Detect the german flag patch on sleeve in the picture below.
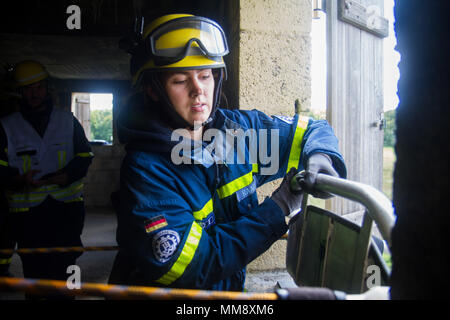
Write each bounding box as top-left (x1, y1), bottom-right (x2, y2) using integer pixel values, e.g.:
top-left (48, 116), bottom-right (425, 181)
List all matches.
top-left (144, 215), bottom-right (168, 233)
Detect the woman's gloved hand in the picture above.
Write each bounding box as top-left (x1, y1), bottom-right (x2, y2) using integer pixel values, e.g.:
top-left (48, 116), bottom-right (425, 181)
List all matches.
top-left (271, 167), bottom-right (303, 216)
top-left (304, 153), bottom-right (338, 199)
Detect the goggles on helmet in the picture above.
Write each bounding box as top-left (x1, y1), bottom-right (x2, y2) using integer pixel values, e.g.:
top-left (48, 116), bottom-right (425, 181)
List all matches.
top-left (146, 16), bottom-right (229, 66)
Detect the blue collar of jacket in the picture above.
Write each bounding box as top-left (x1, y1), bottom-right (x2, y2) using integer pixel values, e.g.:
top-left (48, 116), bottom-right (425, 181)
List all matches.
top-left (173, 109), bottom-right (246, 168)
top-left (118, 97), bottom-right (249, 168)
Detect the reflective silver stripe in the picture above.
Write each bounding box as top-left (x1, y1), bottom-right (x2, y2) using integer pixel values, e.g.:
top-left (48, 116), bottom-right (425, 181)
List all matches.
top-left (156, 46), bottom-right (204, 58)
top-left (16, 71), bottom-right (47, 84)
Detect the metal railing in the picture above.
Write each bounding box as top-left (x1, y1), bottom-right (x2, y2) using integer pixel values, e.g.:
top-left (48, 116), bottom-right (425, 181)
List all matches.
top-left (292, 172), bottom-right (396, 246)
top-left (0, 173), bottom-right (394, 300)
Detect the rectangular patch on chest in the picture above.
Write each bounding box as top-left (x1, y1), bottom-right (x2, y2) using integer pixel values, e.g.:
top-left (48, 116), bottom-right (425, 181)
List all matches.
top-left (144, 215), bottom-right (168, 233)
top-left (198, 212), bottom-right (216, 229)
top-left (236, 179), bottom-right (257, 202)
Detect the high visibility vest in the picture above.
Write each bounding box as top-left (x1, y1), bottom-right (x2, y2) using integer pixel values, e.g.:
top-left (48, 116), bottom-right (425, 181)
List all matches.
top-left (1, 109), bottom-right (84, 211)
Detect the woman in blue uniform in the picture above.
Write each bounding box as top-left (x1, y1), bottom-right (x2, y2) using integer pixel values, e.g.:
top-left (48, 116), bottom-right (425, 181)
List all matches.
top-left (110, 14), bottom-right (346, 291)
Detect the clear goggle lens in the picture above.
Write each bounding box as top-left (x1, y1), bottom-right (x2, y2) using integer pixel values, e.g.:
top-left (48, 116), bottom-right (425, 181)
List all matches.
top-left (148, 17), bottom-right (229, 64)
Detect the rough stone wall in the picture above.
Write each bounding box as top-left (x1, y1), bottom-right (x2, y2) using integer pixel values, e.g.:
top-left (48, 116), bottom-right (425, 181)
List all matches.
top-left (231, 0), bottom-right (312, 272)
top-left (238, 0), bottom-right (311, 114)
top-left (390, 1), bottom-right (450, 299)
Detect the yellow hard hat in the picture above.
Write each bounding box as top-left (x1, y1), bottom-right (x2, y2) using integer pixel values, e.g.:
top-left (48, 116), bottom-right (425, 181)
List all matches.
top-left (131, 14), bottom-right (228, 86)
top-left (13, 60), bottom-right (49, 87)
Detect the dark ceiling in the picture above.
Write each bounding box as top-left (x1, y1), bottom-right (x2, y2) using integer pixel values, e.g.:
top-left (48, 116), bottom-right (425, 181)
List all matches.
top-left (0, 0), bottom-right (227, 81)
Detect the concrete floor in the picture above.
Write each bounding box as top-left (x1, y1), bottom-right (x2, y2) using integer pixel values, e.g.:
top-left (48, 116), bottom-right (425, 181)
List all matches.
top-left (1, 208), bottom-right (294, 300)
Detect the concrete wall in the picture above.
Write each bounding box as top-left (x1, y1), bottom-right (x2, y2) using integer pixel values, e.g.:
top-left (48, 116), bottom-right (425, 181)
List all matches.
top-left (228, 0), bottom-right (312, 272)
top-left (237, 0), bottom-right (312, 114)
top-left (83, 145), bottom-right (125, 209)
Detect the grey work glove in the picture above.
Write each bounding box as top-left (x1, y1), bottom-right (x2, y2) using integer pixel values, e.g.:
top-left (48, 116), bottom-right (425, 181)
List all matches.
top-left (304, 153), bottom-right (339, 199)
top-left (271, 167), bottom-right (303, 216)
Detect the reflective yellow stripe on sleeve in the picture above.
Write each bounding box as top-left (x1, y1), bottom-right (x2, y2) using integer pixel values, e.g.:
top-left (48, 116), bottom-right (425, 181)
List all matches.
top-left (286, 116), bottom-right (309, 173)
top-left (76, 152), bottom-right (94, 158)
top-left (11, 181), bottom-right (83, 202)
top-left (217, 170), bottom-right (253, 199)
top-left (21, 155), bottom-right (31, 173)
top-left (0, 257), bottom-right (12, 265)
top-left (156, 222), bottom-right (203, 286)
top-left (58, 151), bottom-right (67, 169)
top-left (193, 199), bottom-right (213, 221)
top-left (0, 159), bottom-right (8, 167)
top-left (64, 196), bottom-right (84, 203)
top-left (9, 207), bottom-right (29, 213)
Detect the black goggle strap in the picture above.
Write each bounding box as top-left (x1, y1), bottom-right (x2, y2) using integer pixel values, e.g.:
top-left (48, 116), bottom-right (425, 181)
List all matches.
top-left (213, 68), bottom-right (225, 109)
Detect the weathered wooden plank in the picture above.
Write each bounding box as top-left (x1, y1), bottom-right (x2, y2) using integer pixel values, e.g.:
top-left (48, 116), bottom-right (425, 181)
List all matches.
top-left (295, 207), bottom-right (331, 287)
top-left (323, 221), bottom-right (360, 291)
top-left (338, 0), bottom-right (389, 38)
top-left (349, 212), bottom-right (373, 293)
top-left (326, 0), bottom-right (385, 216)
top-left (293, 206), bottom-right (373, 293)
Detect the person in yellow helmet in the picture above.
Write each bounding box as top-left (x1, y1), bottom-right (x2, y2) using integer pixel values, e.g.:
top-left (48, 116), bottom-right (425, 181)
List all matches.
top-left (0, 60), bottom-right (94, 299)
top-left (125, 13), bottom-right (228, 132)
top-left (110, 14), bottom-right (346, 291)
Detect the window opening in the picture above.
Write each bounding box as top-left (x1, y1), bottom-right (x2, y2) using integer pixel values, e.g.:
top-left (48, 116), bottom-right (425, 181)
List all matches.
top-left (71, 93), bottom-right (114, 145)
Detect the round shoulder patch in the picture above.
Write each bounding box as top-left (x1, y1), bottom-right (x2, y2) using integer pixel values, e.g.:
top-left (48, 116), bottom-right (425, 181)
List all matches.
top-left (152, 229), bottom-right (180, 263)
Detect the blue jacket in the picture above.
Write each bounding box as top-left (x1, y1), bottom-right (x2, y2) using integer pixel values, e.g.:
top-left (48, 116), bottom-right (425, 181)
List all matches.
top-left (113, 96), bottom-right (346, 291)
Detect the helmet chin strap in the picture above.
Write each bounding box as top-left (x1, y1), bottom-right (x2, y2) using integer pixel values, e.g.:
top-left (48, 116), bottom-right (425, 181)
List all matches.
top-left (148, 68), bottom-right (225, 132)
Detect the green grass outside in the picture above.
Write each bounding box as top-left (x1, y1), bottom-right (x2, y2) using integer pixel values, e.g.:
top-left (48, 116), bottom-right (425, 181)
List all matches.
top-left (382, 147), bottom-right (395, 268)
top-left (382, 146), bottom-right (396, 200)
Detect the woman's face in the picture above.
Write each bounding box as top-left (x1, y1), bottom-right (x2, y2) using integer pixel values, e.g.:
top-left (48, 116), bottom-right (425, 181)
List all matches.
top-left (157, 68), bottom-right (215, 127)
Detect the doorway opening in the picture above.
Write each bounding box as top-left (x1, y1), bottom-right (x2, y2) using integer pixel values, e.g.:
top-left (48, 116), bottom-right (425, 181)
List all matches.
top-left (71, 93), bottom-right (114, 145)
top-left (311, 0), bottom-right (400, 200)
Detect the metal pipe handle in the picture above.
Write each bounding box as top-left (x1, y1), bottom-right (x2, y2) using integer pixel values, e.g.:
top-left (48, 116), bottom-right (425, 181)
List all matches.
top-left (294, 173), bottom-right (396, 246)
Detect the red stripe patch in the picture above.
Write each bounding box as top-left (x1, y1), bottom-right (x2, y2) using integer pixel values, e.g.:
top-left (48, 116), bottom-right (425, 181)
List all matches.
top-left (145, 215), bottom-right (168, 233)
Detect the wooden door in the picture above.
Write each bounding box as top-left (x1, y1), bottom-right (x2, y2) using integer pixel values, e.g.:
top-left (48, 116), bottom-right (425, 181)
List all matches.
top-left (325, 0), bottom-right (388, 218)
